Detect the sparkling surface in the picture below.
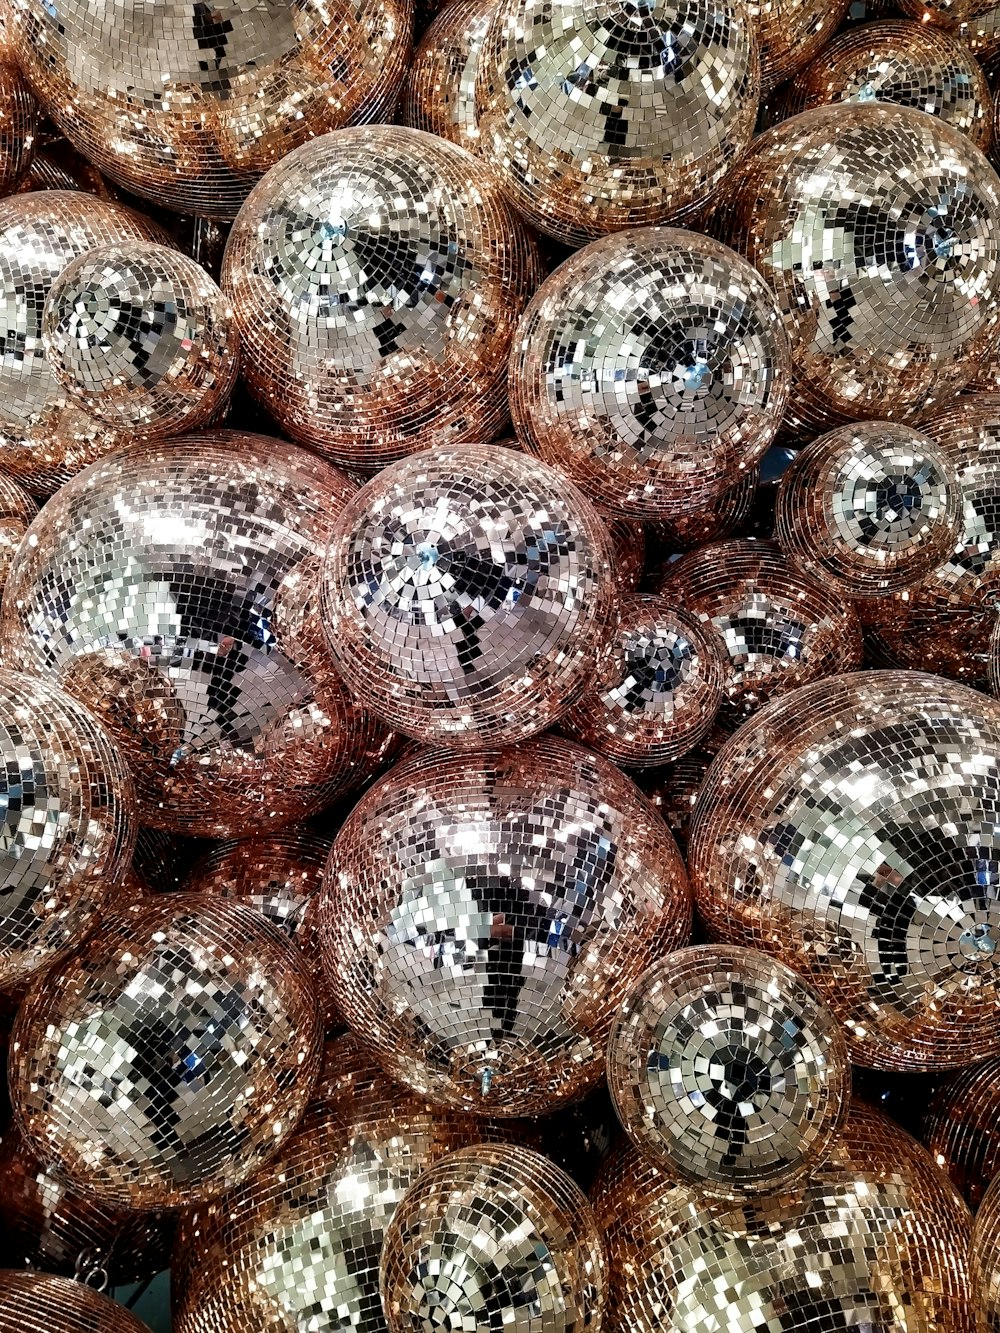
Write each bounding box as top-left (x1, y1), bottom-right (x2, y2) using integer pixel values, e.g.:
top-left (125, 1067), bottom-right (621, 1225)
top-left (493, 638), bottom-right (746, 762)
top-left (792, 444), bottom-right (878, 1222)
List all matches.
top-left (401, 0), bottom-right (496, 150)
top-left (920, 1057), bottom-right (1000, 1208)
top-left (649, 470), bottom-right (758, 552)
top-left (973, 1171), bottom-right (1000, 1331)
top-left (749, 0), bottom-right (851, 92)
top-left (0, 62), bottom-right (37, 194)
top-left (0, 467), bottom-right (34, 593)
top-left (0, 1270), bottom-right (153, 1333)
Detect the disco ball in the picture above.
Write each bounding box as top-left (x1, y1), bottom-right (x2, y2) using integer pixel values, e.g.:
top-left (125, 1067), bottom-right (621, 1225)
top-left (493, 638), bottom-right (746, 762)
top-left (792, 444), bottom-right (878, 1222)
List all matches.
top-left (380, 1145), bottom-right (605, 1333)
top-left (0, 430), bottom-right (386, 839)
top-left (0, 63), bottom-right (37, 194)
top-left (474, 0), bottom-right (760, 245)
top-left (649, 469), bottom-right (758, 553)
top-left (920, 1057), bottom-right (1000, 1207)
top-left (774, 422), bottom-right (962, 597)
top-left (320, 735), bottom-right (691, 1116)
top-left (638, 740), bottom-right (722, 852)
top-left (509, 228), bottom-right (790, 519)
top-left (749, 0), bottom-right (850, 93)
top-left (6, 0), bottom-right (412, 220)
top-left (222, 126), bottom-right (539, 473)
top-left (689, 670), bottom-right (1000, 1071)
top-left (592, 1102), bottom-right (975, 1333)
top-left (0, 468), bottom-right (34, 591)
top-left (606, 944), bottom-right (850, 1197)
top-left (320, 443), bottom-right (617, 748)
top-left (10, 895), bottom-right (322, 1209)
top-left (973, 1172), bottom-right (1000, 1331)
top-left (710, 103), bottom-right (1000, 437)
top-left (560, 595), bottom-right (725, 768)
top-left (659, 539), bottom-right (862, 725)
top-left (604, 515), bottom-right (645, 592)
top-left (401, 0), bottom-right (495, 151)
top-left (898, 0), bottom-right (995, 25)
top-left (42, 241), bottom-right (238, 440)
top-left (0, 1270), bottom-right (153, 1333)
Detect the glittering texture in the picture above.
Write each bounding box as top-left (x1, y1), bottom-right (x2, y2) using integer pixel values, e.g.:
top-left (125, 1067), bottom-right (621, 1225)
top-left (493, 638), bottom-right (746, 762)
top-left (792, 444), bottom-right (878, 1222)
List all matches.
top-left (603, 515), bottom-right (645, 592)
top-left (638, 744), bottom-right (719, 852)
top-left (606, 945), bottom-right (850, 1197)
top-left (0, 62), bottom-right (37, 193)
top-left (689, 670), bottom-right (1000, 1070)
top-left (474, 0), bottom-right (760, 245)
top-left (510, 228), bottom-right (789, 519)
top-left (898, 0), bottom-right (994, 24)
top-left (223, 127), bottom-right (539, 472)
top-left (649, 469), bottom-right (758, 553)
top-left (6, 0), bottom-right (412, 221)
top-left (10, 896), bottom-right (321, 1209)
top-left (320, 736), bottom-right (691, 1116)
top-left (973, 1172), bottom-right (1000, 1331)
top-left (401, 0), bottom-right (495, 150)
top-left (710, 103), bottom-right (1000, 438)
top-left (920, 1057), bottom-right (1000, 1208)
top-left (320, 444), bottom-right (617, 748)
top-left (0, 1270), bottom-right (154, 1333)
top-left (380, 1145), bottom-right (606, 1333)
top-left (0, 467), bottom-right (34, 593)
top-left (749, 0), bottom-right (850, 93)
top-left (0, 430), bottom-right (385, 839)
top-left (592, 1103), bottom-right (975, 1333)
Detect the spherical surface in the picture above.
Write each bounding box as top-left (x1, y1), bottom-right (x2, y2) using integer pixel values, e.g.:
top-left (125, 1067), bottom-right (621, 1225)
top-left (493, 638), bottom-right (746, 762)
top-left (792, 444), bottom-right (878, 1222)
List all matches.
top-left (43, 242), bottom-right (238, 439)
top-left (973, 1173), bottom-right (1000, 1331)
top-left (475, 0), bottom-right (760, 245)
top-left (320, 444), bottom-right (617, 747)
top-left (0, 1270), bottom-right (154, 1333)
top-left (750, 0), bottom-right (850, 93)
top-left (0, 467), bottom-right (34, 593)
top-left (650, 469), bottom-right (758, 552)
top-left (920, 1057), bottom-right (1000, 1208)
top-left (689, 671), bottom-right (1000, 1070)
top-left (380, 1145), bottom-right (605, 1333)
top-left (510, 228), bottom-right (790, 519)
top-left (321, 736), bottom-right (691, 1116)
top-left (0, 63), bottom-right (38, 194)
top-left (712, 103), bottom-right (1000, 437)
top-left (401, 0), bottom-right (495, 150)
top-left (7, 0), bottom-right (412, 220)
top-left (0, 430), bottom-right (381, 838)
top-left (10, 896), bottom-right (321, 1209)
top-left (606, 945), bottom-right (850, 1196)
top-left (223, 127), bottom-right (538, 472)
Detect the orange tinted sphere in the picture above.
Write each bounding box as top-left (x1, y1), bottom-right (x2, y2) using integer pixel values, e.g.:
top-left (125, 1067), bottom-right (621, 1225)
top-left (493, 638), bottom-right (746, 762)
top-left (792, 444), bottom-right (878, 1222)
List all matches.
top-left (0, 1271), bottom-right (154, 1333)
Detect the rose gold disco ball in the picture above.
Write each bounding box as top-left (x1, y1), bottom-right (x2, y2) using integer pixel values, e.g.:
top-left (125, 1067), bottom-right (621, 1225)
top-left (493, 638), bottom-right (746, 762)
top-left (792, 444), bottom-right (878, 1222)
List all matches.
top-left (0, 63), bottom-right (37, 194)
top-left (749, 0), bottom-right (851, 93)
top-left (401, 0), bottom-right (495, 151)
top-left (602, 514), bottom-right (645, 592)
top-left (0, 1270), bottom-right (154, 1333)
top-left (0, 468), bottom-right (33, 592)
top-left (898, 0), bottom-right (995, 25)
top-left (649, 469), bottom-right (759, 554)
top-left (974, 1172), bottom-right (1000, 1330)
top-left (920, 1057), bottom-right (1000, 1208)
top-left (320, 736), bottom-right (691, 1116)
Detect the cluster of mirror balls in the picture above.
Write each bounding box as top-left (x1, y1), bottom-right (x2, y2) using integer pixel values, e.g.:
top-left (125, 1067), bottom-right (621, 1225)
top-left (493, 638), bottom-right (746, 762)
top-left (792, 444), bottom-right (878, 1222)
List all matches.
top-left (3, 0), bottom-right (1000, 1330)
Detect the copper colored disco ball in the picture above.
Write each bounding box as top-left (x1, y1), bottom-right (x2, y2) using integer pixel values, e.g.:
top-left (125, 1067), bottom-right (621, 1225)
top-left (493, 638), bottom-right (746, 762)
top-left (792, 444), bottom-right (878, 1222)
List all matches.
top-left (591, 1102), bottom-right (975, 1333)
top-left (659, 539), bottom-right (862, 725)
top-left (774, 422), bottom-right (962, 597)
top-left (320, 444), bottom-right (617, 748)
top-left (689, 670), bottom-right (1000, 1071)
top-left (638, 741), bottom-right (721, 852)
top-left (0, 1270), bottom-right (154, 1333)
top-left (0, 430), bottom-right (386, 839)
top-left (42, 242), bottom-right (238, 441)
top-left (649, 468), bottom-right (758, 554)
top-left (401, 0), bottom-right (495, 151)
top-left (320, 736), bottom-right (691, 1116)
top-left (920, 1057), bottom-right (1000, 1208)
top-left (606, 944), bottom-right (850, 1197)
top-left (222, 127), bottom-right (539, 473)
top-left (380, 1145), bottom-right (605, 1333)
top-left (749, 0), bottom-right (850, 93)
top-left (560, 595), bottom-right (725, 768)
top-left (897, 0), bottom-right (996, 25)
top-left (710, 103), bottom-right (1000, 438)
top-left (603, 515), bottom-right (645, 592)
top-left (474, 0), bottom-right (760, 246)
top-left (973, 1173), bottom-right (1000, 1331)
top-left (0, 468), bottom-right (34, 592)
top-left (10, 895), bottom-right (321, 1209)
top-left (6, 0), bottom-right (412, 221)
top-left (509, 228), bottom-right (790, 519)
top-left (0, 63), bottom-right (37, 194)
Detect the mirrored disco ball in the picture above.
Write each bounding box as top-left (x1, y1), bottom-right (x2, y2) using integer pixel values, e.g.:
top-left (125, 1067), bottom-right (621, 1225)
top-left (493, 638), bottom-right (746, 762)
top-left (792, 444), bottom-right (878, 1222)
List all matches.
top-left (592, 1103), bottom-right (975, 1333)
top-left (606, 944), bottom-right (850, 1197)
top-left (320, 736), bottom-right (691, 1116)
top-left (898, 0), bottom-right (995, 25)
top-left (0, 1270), bottom-right (154, 1333)
top-left (973, 1172), bottom-right (1000, 1330)
top-left (380, 1145), bottom-right (606, 1333)
top-left (748, 0), bottom-right (850, 93)
top-left (604, 515), bottom-right (645, 592)
top-left (689, 670), bottom-right (1000, 1070)
top-left (10, 896), bottom-right (322, 1209)
top-left (320, 444), bottom-right (617, 748)
top-left (649, 469), bottom-right (758, 553)
top-left (0, 63), bottom-right (37, 194)
top-left (509, 228), bottom-right (790, 519)
top-left (710, 103), bottom-right (1000, 438)
top-left (920, 1057), bottom-right (1000, 1207)
top-left (6, 0), bottom-right (412, 220)
top-left (401, 0), bottom-right (495, 151)
top-left (0, 430), bottom-right (385, 839)
top-left (0, 468), bottom-right (34, 592)
top-left (223, 126), bottom-right (539, 473)
top-left (474, 0), bottom-right (760, 245)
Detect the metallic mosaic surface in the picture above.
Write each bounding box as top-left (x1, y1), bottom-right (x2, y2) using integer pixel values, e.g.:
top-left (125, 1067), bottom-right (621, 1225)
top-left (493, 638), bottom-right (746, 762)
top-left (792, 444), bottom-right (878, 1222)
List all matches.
top-left (973, 1172), bottom-right (1000, 1332)
top-left (0, 1269), bottom-right (153, 1333)
top-left (749, 0), bottom-right (850, 93)
top-left (0, 62), bottom-right (37, 194)
top-left (920, 1056), bottom-right (1000, 1208)
top-left (474, 0), bottom-right (760, 245)
top-left (606, 944), bottom-right (850, 1196)
top-left (649, 468), bottom-right (758, 552)
top-left (509, 228), bottom-right (789, 520)
top-left (0, 466), bottom-right (34, 592)
top-left (10, 895), bottom-right (322, 1209)
top-left (320, 736), bottom-right (691, 1116)
top-left (689, 670), bottom-right (1000, 1070)
top-left (222, 126), bottom-right (538, 472)
top-left (401, 0), bottom-right (495, 150)
top-left (380, 1144), bottom-right (606, 1333)
top-left (320, 444), bottom-right (617, 747)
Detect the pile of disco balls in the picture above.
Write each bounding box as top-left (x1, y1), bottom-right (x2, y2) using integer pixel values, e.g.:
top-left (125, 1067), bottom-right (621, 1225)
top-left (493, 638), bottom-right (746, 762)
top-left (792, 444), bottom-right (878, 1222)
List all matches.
top-left (4, 0), bottom-right (1000, 1328)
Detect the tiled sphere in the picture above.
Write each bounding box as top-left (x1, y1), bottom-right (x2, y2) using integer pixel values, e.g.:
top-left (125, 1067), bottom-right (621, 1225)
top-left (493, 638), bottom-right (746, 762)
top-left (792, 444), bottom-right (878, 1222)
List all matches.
top-left (711, 103), bottom-right (1000, 438)
top-left (689, 670), bottom-right (1000, 1071)
top-left (0, 62), bottom-right (38, 194)
top-left (638, 742), bottom-right (721, 853)
top-left (509, 228), bottom-right (790, 519)
top-left (0, 1270), bottom-right (154, 1333)
top-left (380, 1145), bottom-right (606, 1333)
top-left (898, 0), bottom-right (996, 25)
top-left (0, 430), bottom-right (382, 839)
top-left (592, 1103), bottom-right (975, 1333)
top-left (6, 0), bottom-right (412, 221)
top-left (223, 127), bottom-right (539, 473)
top-left (320, 444), bottom-right (617, 748)
top-left (320, 736), bottom-right (691, 1116)
top-left (920, 1057), bottom-right (1000, 1208)
top-left (474, 0), bottom-right (760, 246)
top-left (659, 539), bottom-right (862, 725)
top-left (401, 0), bottom-right (495, 151)
top-left (0, 467), bottom-right (34, 593)
top-left (973, 1172), bottom-right (1000, 1331)
top-left (42, 242), bottom-right (238, 440)
top-left (649, 469), bottom-right (758, 553)
top-left (603, 515), bottom-right (645, 592)
top-left (607, 946), bottom-right (849, 1197)
top-left (10, 896), bottom-right (322, 1210)
top-left (749, 0), bottom-right (851, 93)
